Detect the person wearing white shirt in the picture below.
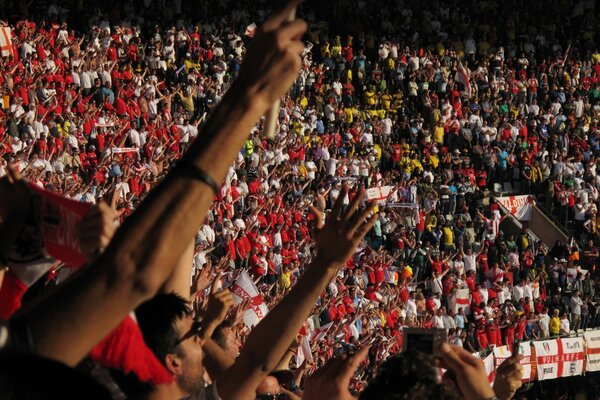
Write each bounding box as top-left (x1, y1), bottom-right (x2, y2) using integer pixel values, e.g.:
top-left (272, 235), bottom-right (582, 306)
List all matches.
top-left (406, 293), bottom-right (418, 319)
top-left (433, 310), bottom-right (445, 329)
top-left (129, 127), bottom-right (141, 148)
top-left (326, 157), bottom-right (338, 177)
top-left (560, 313), bottom-right (570, 336)
top-left (538, 310), bottom-right (550, 338)
top-left (513, 281), bottom-right (525, 302)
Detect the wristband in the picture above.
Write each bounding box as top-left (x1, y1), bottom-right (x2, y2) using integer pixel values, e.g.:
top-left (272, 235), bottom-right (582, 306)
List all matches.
top-left (176, 161), bottom-right (219, 195)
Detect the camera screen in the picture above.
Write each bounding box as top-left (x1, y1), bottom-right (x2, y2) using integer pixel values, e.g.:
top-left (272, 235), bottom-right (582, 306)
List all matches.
top-left (406, 332), bottom-right (434, 353)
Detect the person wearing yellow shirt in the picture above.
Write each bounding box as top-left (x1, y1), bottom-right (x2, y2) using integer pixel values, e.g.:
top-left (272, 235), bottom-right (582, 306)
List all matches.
top-left (386, 56), bottom-right (395, 71)
top-left (400, 154), bottom-right (412, 177)
top-left (331, 36), bottom-right (342, 57)
top-left (550, 309), bottom-right (561, 336)
top-left (425, 211), bottom-right (437, 232)
top-left (411, 156), bottom-right (423, 173)
top-left (429, 153), bottom-right (440, 169)
top-left (279, 265), bottom-right (293, 289)
top-left (373, 144), bottom-right (382, 159)
top-left (368, 107), bottom-right (379, 119)
top-left (364, 91), bottom-right (377, 106)
top-left (291, 120), bottom-right (303, 135)
top-left (380, 91), bottom-right (393, 110)
top-left (434, 121), bottom-right (445, 145)
top-left (298, 162), bottom-right (308, 179)
top-left (177, 88), bottom-right (195, 113)
top-left (392, 91), bottom-right (404, 112)
top-left (299, 95), bottom-right (309, 109)
top-left (442, 222), bottom-right (455, 251)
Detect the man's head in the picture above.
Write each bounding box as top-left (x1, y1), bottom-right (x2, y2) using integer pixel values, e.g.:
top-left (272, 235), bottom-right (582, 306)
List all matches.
top-left (212, 320), bottom-right (242, 358)
top-left (136, 293), bottom-right (206, 394)
top-left (255, 376), bottom-right (282, 399)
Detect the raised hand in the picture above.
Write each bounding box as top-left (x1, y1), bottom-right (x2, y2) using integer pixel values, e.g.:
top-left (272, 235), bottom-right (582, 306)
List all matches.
top-left (438, 343), bottom-right (496, 400)
top-left (235, 0), bottom-right (307, 109)
top-left (303, 346), bottom-right (370, 400)
top-left (493, 354), bottom-right (524, 400)
top-left (201, 272), bottom-right (236, 338)
top-left (309, 185), bottom-right (377, 268)
top-left (193, 266), bottom-right (213, 296)
top-left (77, 193), bottom-right (119, 262)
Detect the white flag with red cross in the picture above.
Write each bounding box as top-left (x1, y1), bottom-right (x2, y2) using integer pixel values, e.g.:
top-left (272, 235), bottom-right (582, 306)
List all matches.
top-left (454, 288), bottom-right (470, 315)
top-left (231, 270), bottom-right (269, 328)
top-left (366, 185), bottom-right (394, 202)
top-left (244, 23), bottom-right (257, 38)
top-left (495, 195), bottom-right (534, 221)
top-left (311, 322), bottom-right (334, 342)
top-left (0, 27), bottom-right (14, 57)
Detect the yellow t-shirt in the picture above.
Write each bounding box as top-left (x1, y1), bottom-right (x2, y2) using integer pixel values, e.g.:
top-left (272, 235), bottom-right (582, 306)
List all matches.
top-left (380, 94), bottom-right (392, 110)
top-left (429, 154), bottom-right (440, 169)
top-left (364, 91), bottom-right (377, 105)
top-left (550, 317), bottom-right (560, 334)
top-left (443, 226), bottom-right (454, 246)
top-left (434, 126), bottom-right (445, 144)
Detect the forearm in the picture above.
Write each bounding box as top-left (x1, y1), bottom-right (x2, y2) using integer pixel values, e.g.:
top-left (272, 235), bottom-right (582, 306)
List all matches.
top-left (203, 337), bottom-right (235, 381)
top-left (13, 83), bottom-right (267, 366)
top-left (161, 240), bottom-right (195, 296)
top-left (220, 257), bottom-right (337, 399)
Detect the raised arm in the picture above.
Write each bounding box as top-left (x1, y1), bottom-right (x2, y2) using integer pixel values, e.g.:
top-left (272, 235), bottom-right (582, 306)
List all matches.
top-left (218, 186), bottom-right (377, 400)
top-left (10, 1), bottom-right (307, 368)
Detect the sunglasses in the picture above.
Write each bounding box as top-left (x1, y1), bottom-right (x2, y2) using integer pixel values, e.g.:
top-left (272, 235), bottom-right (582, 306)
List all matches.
top-left (256, 394), bottom-right (286, 400)
top-left (174, 319), bottom-right (203, 346)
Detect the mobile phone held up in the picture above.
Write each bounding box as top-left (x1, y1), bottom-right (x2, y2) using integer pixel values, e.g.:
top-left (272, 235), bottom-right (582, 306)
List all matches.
top-left (402, 328), bottom-right (448, 357)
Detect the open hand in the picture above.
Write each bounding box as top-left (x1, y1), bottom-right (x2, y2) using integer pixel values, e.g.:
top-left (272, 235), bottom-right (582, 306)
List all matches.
top-left (309, 185), bottom-right (377, 268)
top-left (235, 0), bottom-right (307, 109)
top-left (439, 343), bottom-right (495, 400)
top-left (201, 272), bottom-right (235, 338)
top-left (77, 197), bottom-right (119, 262)
top-left (303, 346), bottom-right (370, 400)
top-left (493, 354), bottom-right (524, 400)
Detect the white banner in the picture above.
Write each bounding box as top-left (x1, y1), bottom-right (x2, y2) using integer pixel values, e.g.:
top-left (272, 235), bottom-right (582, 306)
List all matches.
top-left (496, 195), bottom-right (533, 221)
top-left (533, 339), bottom-right (559, 381)
top-left (559, 337), bottom-right (585, 378)
top-left (110, 147), bottom-right (139, 155)
top-left (483, 352), bottom-right (495, 384)
top-left (493, 345), bottom-right (512, 370)
top-left (386, 202), bottom-right (419, 209)
top-left (584, 330), bottom-right (600, 372)
top-left (230, 270), bottom-right (269, 328)
top-left (515, 341), bottom-right (533, 382)
top-left (366, 186), bottom-right (394, 201)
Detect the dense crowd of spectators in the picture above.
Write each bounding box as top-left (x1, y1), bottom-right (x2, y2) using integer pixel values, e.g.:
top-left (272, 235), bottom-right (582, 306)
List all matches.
top-left (1, 0), bottom-right (600, 398)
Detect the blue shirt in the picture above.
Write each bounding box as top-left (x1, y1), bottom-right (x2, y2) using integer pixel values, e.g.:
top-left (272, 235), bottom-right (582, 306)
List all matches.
top-left (498, 150), bottom-right (508, 170)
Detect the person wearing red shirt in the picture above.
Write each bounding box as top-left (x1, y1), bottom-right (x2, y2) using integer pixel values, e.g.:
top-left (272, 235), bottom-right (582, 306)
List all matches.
top-left (515, 315), bottom-right (527, 341)
top-left (365, 284), bottom-right (381, 302)
top-left (475, 322), bottom-right (489, 350)
top-left (466, 270), bottom-right (476, 292)
top-left (503, 322), bottom-right (516, 352)
top-left (486, 321), bottom-right (502, 347)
